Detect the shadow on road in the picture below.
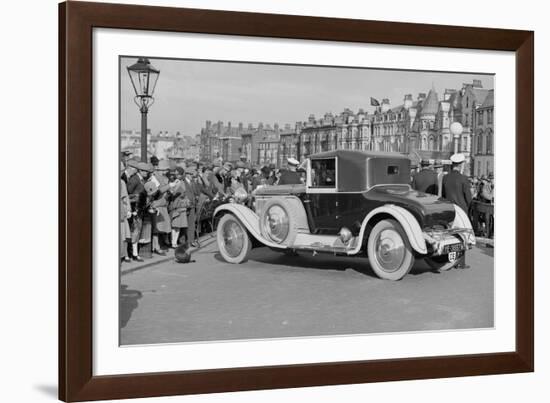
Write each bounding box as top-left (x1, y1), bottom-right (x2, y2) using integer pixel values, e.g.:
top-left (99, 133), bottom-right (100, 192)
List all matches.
top-left (215, 248), bottom-right (437, 279)
top-left (120, 284), bottom-right (142, 328)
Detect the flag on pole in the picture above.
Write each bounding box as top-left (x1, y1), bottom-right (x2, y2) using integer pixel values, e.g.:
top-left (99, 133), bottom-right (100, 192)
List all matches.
top-left (370, 97), bottom-right (380, 106)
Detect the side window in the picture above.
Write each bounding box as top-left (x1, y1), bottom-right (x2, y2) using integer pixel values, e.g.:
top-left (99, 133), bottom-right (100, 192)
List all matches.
top-left (310, 158), bottom-right (336, 188)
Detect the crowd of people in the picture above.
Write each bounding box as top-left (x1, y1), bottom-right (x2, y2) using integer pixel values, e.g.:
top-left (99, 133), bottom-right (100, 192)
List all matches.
top-left (120, 152), bottom-right (304, 262)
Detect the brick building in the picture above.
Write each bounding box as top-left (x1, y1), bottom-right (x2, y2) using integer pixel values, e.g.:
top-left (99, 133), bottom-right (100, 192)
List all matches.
top-left (473, 89), bottom-right (494, 177)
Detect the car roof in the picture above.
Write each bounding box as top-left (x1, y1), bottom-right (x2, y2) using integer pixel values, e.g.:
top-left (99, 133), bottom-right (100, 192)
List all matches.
top-left (310, 149), bottom-right (410, 162)
top-left (309, 150), bottom-right (410, 192)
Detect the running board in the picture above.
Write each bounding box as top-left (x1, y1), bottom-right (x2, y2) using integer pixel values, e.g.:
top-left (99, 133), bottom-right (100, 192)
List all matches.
top-left (291, 233), bottom-right (361, 255)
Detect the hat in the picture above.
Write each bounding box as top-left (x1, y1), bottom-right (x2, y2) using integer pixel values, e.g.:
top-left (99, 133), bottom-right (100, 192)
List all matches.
top-left (420, 159), bottom-right (431, 167)
top-left (450, 153), bottom-right (466, 164)
top-left (185, 166), bottom-right (196, 175)
top-left (156, 159), bottom-right (170, 170)
top-left (136, 161), bottom-right (153, 172)
top-left (287, 157), bottom-right (299, 167)
top-left (127, 159), bottom-right (140, 169)
top-left (144, 181), bottom-right (158, 196)
top-left (223, 162), bottom-right (233, 171)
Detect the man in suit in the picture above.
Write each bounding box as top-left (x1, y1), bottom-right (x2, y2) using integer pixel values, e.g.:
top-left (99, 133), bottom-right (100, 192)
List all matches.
top-left (411, 159), bottom-right (438, 195)
top-left (278, 157), bottom-right (303, 185)
top-left (442, 153), bottom-right (472, 214)
top-left (125, 161), bottom-right (151, 261)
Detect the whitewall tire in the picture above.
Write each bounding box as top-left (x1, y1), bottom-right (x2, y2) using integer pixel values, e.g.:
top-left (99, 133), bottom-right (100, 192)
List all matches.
top-left (217, 214), bottom-right (252, 264)
top-left (367, 219), bottom-right (415, 281)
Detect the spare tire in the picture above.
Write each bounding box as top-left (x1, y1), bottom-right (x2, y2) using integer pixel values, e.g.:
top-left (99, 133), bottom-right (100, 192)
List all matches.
top-left (259, 198), bottom-right (299, 246)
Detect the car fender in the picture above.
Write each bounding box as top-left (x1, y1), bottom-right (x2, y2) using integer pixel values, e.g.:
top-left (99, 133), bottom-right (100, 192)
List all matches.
top-left (351, 204), bottom-right (427, 255)
top-left (452, 204), bottom-right (476, 245)
top-left (214, 203), bottom-right (285, 249)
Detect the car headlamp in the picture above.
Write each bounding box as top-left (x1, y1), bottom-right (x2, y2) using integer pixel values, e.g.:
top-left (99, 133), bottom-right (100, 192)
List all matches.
top-left (234, 187), bottom-right (248, 203)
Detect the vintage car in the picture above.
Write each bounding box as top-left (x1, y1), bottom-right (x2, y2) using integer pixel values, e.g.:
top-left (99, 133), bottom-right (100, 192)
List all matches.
top-left (214, 150), bottom-right (475, 280)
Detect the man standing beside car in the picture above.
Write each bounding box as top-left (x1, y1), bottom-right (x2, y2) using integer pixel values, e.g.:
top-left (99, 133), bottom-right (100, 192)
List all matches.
top-left (278, 157), bottom-right (302, 185)
top-left (442, 153), bottom-right (472, 214)
top-left (412, 159), bottom-right (438, 195)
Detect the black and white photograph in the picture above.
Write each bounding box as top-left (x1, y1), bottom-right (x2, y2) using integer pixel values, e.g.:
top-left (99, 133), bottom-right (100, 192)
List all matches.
top-left (119, 56), bottom-right (495, 346)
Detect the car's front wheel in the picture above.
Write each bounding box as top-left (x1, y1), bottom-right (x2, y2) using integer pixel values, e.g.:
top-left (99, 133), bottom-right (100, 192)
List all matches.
top-left (217, 214), bottom-right (252, 264)
top-left (367, 219), bottom-right (414, 280)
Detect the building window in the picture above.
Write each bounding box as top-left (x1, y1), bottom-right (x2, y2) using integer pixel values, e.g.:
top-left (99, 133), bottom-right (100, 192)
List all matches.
top-left (488, 109), bottom-right (493, 124)
top-left (477, 134), bottom-right (483, 154)
top-left (487, 132), bottom-right (493, 154)
top-left (478, 111), bottom-right (483, 125)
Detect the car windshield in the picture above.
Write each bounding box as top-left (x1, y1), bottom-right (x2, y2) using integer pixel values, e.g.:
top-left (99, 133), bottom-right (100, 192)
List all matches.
top-left (311, 158), bottom-right (336, 188)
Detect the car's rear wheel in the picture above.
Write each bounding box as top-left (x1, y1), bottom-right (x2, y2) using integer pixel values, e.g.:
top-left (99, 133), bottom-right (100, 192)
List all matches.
top-left (217, 214), bottom-right (252, 264)
top-left (367, 219), bottom-right (414, 280)
top-left (425, 254), bottom-right (461, 271)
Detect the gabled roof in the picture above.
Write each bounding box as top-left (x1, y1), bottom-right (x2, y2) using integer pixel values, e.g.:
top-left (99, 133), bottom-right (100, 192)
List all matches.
top-left (420, 88), bottom-right (439, 116)
top-left (472, 88), bottom-right (490, 105)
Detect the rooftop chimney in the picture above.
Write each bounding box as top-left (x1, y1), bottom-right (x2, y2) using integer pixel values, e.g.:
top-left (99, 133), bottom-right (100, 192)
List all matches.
top-left (404, 94), bottom-right (413, 109)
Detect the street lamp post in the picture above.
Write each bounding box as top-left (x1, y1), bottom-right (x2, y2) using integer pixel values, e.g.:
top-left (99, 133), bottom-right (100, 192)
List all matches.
top-left (127, 57), bottom-right (160, 162)
top-left (450, 121), bottom-right (464, 155)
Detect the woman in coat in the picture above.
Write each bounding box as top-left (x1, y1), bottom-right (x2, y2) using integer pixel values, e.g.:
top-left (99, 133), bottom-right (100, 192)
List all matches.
top-left (169, 166), bottom-right (191, 247)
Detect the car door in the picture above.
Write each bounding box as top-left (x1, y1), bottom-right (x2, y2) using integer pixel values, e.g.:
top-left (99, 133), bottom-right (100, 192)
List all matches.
top-left (306, 157), bottom-right (341, 234)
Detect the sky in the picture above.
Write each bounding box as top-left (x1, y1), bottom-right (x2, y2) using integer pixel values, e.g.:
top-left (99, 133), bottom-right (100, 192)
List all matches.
top-left (120, 57), bottom-right (494, 136)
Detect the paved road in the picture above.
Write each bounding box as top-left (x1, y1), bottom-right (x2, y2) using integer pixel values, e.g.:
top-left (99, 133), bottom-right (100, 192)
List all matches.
top-left (120, 238), bottom-right (494, 345)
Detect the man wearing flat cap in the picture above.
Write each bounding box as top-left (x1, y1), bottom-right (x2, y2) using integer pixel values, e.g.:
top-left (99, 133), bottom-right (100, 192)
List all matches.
top-left (412, 159), bottom-right (438, 195)
top-left (278, 157), bottom-right (302, 185)
top-left (442, 153), bottom-right (472, 214)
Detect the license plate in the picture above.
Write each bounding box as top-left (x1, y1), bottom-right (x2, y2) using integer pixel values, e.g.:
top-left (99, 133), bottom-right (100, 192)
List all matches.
top-left (444, 243), bottom-right (465, 253)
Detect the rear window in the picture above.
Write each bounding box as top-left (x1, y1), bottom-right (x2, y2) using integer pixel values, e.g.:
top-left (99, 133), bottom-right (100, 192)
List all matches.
top-left (387, 165), bottom-right (400, 175)
top-left (310, 158), bottom-right (336, 188)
